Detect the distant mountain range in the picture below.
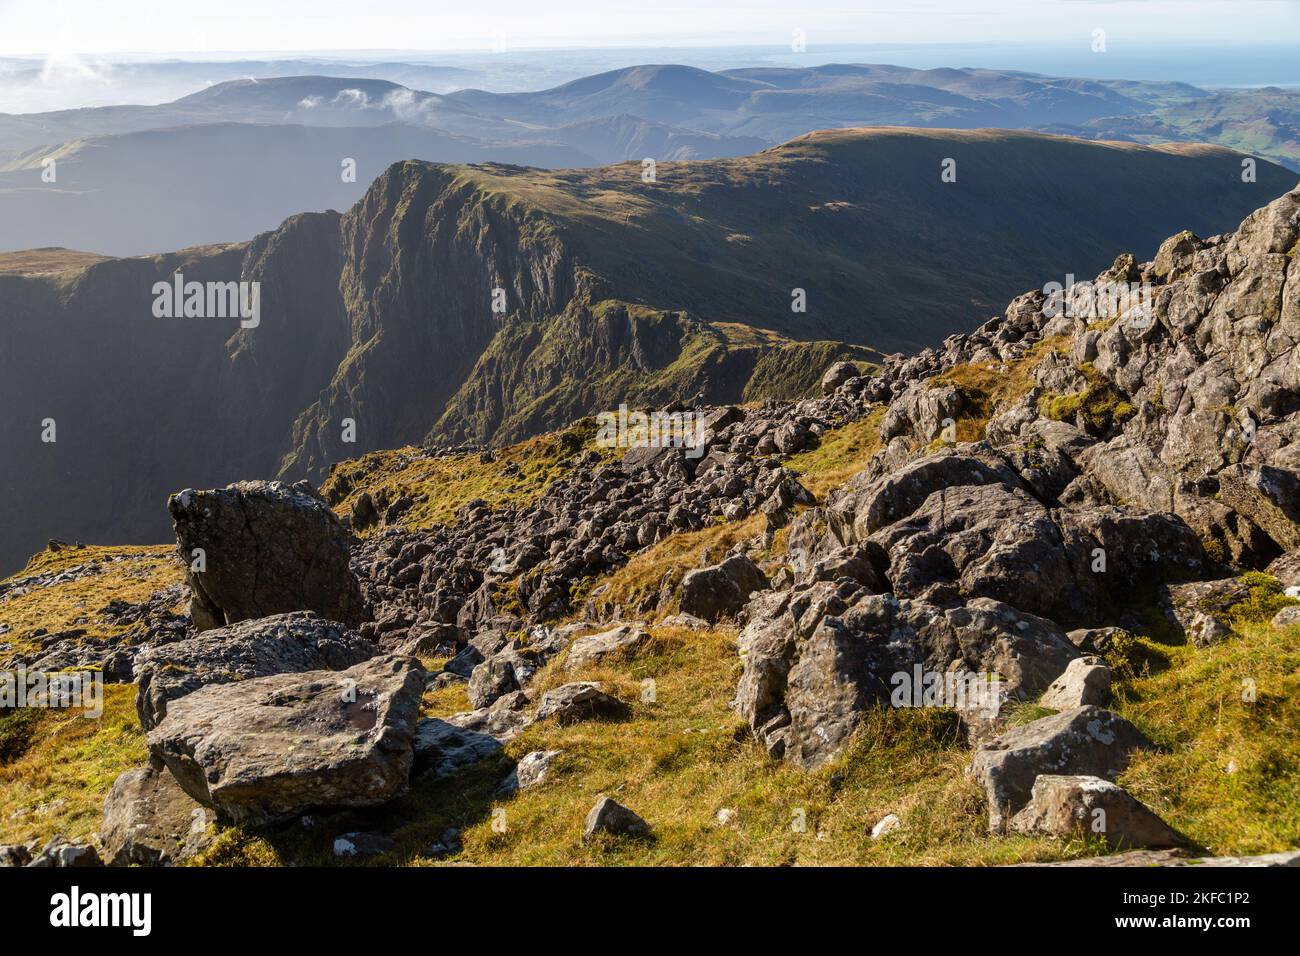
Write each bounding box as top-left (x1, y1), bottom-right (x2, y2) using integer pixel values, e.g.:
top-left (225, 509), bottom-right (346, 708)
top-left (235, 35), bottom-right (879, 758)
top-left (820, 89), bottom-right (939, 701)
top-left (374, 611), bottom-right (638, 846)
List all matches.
top-left (1, 64), bottom-right (1296, 256)
top-left (0, 126), bottom-right (1292, 573)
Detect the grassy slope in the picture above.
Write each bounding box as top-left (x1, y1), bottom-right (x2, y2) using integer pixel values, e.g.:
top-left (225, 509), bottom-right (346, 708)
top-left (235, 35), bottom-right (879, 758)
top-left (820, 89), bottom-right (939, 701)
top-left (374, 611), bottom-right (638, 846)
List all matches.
top-left (0, 545), bottom-right (182, 845)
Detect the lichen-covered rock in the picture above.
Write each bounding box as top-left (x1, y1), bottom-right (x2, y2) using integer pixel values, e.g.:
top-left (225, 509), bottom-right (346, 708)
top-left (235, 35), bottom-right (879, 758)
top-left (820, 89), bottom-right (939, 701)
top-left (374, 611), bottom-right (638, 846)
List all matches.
top-left (583, 796), bottom-right (650, 841)
top-left (25, 836), bottom-right (103, 867)
top-left (1039, 656), bottom-right (1112, 709)
top-left (972, 706), bottom-right (1153, 832)
top-left (1010, 774), bottom-right (1185, 849)
top-left (535, 682), bottom-right (630, 724)
top-left (564, 623), bottom-right (649, 671)
top-left (495, 749), bottom-right (562, 797)
top-left (168, 480), bottom-right (366, 631)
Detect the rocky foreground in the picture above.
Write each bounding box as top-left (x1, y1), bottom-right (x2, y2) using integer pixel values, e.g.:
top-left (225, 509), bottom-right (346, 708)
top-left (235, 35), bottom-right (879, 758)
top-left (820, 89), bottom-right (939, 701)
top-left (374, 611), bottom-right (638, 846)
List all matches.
top-left (3, 184), bottom-right (1300, 866)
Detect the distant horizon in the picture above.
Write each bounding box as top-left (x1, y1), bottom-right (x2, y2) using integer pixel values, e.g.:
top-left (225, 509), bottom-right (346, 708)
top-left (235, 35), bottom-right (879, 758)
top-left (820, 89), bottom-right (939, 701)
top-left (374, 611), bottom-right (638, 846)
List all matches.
top-left (3, 39), bottom-right (1300, 116)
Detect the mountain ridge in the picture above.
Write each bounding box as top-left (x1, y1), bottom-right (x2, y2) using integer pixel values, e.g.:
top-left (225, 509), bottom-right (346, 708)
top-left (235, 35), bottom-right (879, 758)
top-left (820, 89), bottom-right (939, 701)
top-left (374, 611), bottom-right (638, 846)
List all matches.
top-left (0, 127), bottom-right (1294, 574)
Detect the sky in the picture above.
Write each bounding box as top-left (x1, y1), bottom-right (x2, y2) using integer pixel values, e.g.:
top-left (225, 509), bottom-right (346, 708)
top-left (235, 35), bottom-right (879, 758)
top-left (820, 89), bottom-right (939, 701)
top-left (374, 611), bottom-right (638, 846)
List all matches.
top-left (2, 0), bottom-right (1299, 55)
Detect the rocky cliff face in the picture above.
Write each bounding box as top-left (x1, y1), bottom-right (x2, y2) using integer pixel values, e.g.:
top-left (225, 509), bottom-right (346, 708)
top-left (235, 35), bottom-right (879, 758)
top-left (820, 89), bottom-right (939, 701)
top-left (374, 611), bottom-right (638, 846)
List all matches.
top-left (1, 129), bottom-right (1294, 573)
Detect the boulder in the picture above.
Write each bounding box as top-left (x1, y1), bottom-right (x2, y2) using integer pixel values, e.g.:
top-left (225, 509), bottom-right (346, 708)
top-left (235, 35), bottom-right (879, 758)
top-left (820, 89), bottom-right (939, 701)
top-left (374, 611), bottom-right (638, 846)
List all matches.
top-left (443, 629), bottom-right (511, 678)
top-left (1039, 656), bottom-right (1112, 709)
top-left (495, 749), bottom-right (562, 797)
top-left (100, 763), bottom-right (213, 866)
top-left (828, 448), bottom-right (1020, 543)
top-left (442, 690), bottom-right (534, 742)
top-left (134, 612), bottom-right (378, 730)
top-left (1158, 578), bottom-right (1250, 647)
top-left (535, 682), bottom-right (630, 724)
top-left (679, 554), bottom-right (769, 622)
top-left (1010, 774), bottom-right (1185, 849)
top-left (1266, 549), bottom-right (1300, 588)
top-left (1218, 464), bottom-right (1300, 551)
top-left (425, 828), bottom-right (463, 859)
top-left (565, 624), bottom-right (649, 671)
top-left (972, 706), bottom-right (1153, 832)
top-left (464, 626), bottom-right (572, 707)
top-left (1272, 606), bottom-right (1300, 628)
top-left (168, 481), bottom-right (366, 631)
top-left (147, 655), bottom-right (425, 825)
top-left (466, 656), bottom-right (520, 708)
top-left (0, 845), bottom-right (32, 867)
top-left (583, 796), bottom-right (650, 841)
top-left (871, 814), bottom-right (902, 840)
top-left (821, 361), bottom-right (859, 394)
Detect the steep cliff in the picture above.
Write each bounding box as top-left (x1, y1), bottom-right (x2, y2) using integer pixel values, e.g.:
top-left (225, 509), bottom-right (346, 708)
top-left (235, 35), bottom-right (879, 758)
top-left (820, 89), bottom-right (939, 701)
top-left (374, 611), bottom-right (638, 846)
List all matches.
top-left (1, 128), bottom-right (1294, 572)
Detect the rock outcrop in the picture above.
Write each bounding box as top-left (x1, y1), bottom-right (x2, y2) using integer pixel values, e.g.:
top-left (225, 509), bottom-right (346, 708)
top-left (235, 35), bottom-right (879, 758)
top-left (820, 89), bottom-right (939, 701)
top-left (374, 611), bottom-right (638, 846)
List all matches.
top-left (100, 762), bottom-right (213, 866)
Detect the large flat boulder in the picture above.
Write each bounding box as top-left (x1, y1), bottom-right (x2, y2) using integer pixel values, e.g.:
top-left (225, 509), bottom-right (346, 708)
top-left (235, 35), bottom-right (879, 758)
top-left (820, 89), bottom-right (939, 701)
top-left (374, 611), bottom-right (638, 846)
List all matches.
top-left (168, 480), bottom-right (366, 631)
top-left (134, 612), bottom-right (378, 730)
top-left (146, 655), bottom-right (425, 825)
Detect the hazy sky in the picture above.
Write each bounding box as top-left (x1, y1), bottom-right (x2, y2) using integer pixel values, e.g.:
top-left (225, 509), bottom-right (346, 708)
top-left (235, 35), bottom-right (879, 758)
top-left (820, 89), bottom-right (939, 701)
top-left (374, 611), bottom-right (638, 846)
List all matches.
top-left (2, 0), bottom-right (1298, 55)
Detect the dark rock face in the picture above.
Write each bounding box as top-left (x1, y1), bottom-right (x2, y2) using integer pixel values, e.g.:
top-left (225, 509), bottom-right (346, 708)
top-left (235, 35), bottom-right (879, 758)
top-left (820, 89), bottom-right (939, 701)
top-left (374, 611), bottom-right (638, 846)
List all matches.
top-left (972, 707), bottom-right (1153, 832)
top-left (146, 655), bottom-right (425, 825)
top-left (679, 555), bottom-right (770, 622)
top-left (0, 143), bottom-right (1293, 578)
top-left (168, 480), bottom-right (366, 631)
top-left (134, 611), bottom-right (378, 730)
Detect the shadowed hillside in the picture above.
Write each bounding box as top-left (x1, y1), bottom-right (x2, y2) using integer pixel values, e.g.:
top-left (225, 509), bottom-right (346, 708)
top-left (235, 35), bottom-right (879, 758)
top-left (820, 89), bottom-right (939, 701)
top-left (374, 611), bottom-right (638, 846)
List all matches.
top-left (0, 128), bottom-right (1293, 573)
